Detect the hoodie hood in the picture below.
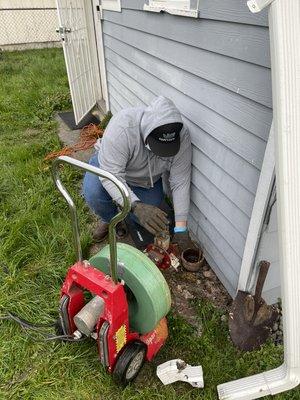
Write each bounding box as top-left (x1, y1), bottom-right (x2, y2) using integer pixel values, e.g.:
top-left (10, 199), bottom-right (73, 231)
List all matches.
top-left (140, 96), bottom-right (183, 143)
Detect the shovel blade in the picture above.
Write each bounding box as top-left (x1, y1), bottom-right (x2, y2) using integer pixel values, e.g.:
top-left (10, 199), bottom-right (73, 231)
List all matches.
top-left (229, 290), bottom-right (278, 351)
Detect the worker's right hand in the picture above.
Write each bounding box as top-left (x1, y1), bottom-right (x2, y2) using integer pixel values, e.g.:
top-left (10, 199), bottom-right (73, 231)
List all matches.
top-left (132, 202), bottom-right (169, 235)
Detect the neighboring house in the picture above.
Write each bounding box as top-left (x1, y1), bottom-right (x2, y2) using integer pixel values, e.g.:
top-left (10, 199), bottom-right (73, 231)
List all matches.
top-left (0, 0), bottom-right (60, 50)
top-left (56, 0), bottom-right (279, 303)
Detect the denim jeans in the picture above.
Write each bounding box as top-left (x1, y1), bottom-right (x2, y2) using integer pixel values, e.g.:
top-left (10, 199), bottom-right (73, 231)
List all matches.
top-left (83, 154), bottom-right (164, 223)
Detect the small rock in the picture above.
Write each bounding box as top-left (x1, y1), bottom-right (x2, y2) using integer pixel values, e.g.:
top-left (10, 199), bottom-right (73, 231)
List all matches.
top-left (273, 322), bottom-right (279, 332)
top-left (203, 269), bottom-right (215, 279)
top-left (196, 279), bottom-right (202, 285)
top-left (195, 326), bottom-right (203, 337)
top-left (205, 281), bottom-right (213, 294)
top-left (177, 285), bottom-right (182, 292)
top-left (182, 289), bottom-right (194, 300)
top-left (182, 272), bottom-right (198, 283)
top-left (221, 314), bottom-right (227, 323)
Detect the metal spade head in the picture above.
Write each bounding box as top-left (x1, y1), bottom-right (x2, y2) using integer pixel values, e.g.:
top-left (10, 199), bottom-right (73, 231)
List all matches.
top-left (229, 261), bottom-right (279, 351)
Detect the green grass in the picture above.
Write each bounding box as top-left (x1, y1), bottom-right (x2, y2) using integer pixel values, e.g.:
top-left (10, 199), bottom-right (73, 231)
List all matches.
top-left (0, 48), bottom-right (298, 399)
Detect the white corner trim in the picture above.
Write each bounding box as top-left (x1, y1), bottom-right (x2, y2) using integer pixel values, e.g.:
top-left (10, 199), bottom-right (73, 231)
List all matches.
top-left (143, 3), bottom-right (198, 17)
top-left (238, 124), bottom-right (275, 292)
top-left (92, 0), bottom-right (109, 108)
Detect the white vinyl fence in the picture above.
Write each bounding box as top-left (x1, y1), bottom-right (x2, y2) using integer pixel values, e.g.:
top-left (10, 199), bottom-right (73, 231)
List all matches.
top-left (0, 0), bottom-right (61, 50)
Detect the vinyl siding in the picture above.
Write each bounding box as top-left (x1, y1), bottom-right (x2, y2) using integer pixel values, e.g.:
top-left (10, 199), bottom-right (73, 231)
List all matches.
top-left (101, 0), bottom-right (272, 296)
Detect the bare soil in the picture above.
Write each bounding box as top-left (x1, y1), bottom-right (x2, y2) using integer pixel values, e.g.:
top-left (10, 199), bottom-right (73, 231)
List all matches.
top-left (162, 263), bottom-right (231, 333)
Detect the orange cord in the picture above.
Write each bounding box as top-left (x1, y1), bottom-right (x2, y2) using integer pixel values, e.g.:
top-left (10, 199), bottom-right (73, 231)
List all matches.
top-left (45, 123), bottom-right (104, 161)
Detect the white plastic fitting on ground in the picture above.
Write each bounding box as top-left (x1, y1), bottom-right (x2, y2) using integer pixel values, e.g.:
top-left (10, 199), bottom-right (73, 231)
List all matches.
top-left (157, 359), bottom-right (204, 388)
top-left (217, 0), bottom-right (300, 398)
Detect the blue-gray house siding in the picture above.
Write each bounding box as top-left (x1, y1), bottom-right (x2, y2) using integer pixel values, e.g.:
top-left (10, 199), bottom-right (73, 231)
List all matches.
top-left (101, 0), bottom-right (273, 296)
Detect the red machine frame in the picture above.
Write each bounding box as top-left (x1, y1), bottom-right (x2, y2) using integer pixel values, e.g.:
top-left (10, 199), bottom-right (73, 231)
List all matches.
top-left (52, 156), bottom-right (168, 382)
top-left (60, 261), bottom-right (168, 370)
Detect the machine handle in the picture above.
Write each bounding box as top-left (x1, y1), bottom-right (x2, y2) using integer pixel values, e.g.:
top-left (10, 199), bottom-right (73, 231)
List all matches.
top-left (52, 156), bottom-right (131, 283)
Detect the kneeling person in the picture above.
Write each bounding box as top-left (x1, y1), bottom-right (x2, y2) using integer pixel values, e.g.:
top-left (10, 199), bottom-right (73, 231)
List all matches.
top-left (83, 96), bottom-right (192, 248)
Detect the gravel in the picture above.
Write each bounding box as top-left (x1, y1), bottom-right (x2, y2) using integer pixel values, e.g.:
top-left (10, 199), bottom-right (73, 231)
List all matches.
top-left (271, 303), bottom-right (283, 345)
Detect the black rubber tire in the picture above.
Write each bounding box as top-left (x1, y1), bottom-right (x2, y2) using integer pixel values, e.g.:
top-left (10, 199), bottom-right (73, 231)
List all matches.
top-left (55, 319), bottom-right (71, 343)
top-left (113, 341), bottom-right (147, 386)
top-left (55, 319), bottom-right (64, 336)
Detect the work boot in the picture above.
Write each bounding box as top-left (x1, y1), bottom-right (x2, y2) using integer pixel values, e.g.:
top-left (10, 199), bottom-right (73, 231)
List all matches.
top-left (92, 221), bottom-right (128, 242)
top-left (116, 221), bottom-right (128, 239)
top-left (92, 221), bottom-right (109, 242)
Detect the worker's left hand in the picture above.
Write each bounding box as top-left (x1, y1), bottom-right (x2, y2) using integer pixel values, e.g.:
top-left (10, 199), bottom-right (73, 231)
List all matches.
top-left (172, 230), bottom-right (192, 252)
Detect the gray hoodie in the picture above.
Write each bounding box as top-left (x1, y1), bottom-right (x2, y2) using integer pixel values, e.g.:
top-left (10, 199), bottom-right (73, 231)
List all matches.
top-left (95, 96), bottom-right (192, 222)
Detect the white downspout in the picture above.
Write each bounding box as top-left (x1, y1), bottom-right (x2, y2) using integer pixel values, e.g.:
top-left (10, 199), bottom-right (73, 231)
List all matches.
top-left (217, 0), bottom-right (300, 399)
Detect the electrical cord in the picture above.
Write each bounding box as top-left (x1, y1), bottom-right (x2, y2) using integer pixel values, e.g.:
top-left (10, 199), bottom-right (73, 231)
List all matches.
top-left (0, 312), bottom-right (87, 342)
top-left (0, 312), bottom-right (56, 329)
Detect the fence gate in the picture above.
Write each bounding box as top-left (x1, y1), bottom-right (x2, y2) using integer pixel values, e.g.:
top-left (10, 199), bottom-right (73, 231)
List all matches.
top-left (56, 0), bottom-right (102, 124)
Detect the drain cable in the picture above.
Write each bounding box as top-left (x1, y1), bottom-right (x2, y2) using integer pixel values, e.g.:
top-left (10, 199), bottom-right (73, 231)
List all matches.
top-left (0, 312), bottom-right (86, 342)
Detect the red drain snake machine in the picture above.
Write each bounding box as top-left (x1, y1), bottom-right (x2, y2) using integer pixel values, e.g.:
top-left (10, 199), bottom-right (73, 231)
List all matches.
top-left (53, 156), bottom-right (171, 385)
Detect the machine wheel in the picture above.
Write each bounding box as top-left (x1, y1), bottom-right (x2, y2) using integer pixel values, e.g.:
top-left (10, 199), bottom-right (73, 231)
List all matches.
top-left (113, 341), bottom-right (146, 385)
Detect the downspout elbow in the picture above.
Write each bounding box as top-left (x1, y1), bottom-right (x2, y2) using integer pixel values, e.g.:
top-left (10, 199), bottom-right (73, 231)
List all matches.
top-left (217, 363), bottom-right (300, 400)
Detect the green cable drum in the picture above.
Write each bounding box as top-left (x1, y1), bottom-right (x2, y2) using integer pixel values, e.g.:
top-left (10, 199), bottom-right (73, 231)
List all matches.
top-left (89, 243), bottom-right (171, 334)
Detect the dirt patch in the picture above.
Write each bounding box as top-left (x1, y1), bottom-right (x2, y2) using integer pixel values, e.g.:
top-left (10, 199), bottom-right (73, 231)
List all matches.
top-left (162, 262), bottom-right (231, 334)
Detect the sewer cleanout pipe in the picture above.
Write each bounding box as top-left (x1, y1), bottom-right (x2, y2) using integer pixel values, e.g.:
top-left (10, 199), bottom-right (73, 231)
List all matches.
top-left (217, 0), bottom-right (300, 399)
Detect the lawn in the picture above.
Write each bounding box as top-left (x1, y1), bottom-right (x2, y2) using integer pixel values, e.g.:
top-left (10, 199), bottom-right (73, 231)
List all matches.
top-left (0, 48), bottom-right (298, 400)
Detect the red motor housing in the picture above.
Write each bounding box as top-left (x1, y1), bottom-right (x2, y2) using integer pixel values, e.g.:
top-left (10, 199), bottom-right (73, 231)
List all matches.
top-left (59, 261), bottom-right (168, 373)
